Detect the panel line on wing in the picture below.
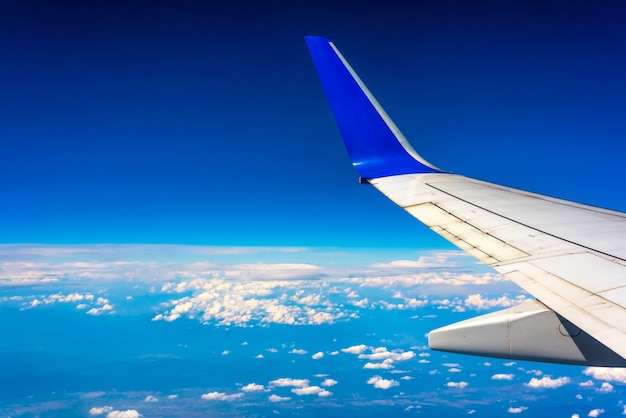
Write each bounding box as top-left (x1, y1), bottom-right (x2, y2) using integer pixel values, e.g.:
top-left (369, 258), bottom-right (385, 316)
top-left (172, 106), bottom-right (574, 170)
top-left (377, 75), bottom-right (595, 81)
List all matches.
top-left (425, 183), bottom-right (626, 265)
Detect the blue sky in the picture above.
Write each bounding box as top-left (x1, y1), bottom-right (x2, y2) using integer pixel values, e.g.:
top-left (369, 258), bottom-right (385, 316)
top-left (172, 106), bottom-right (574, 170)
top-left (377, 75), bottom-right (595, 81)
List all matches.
top-left (2, 1), bottom-right (626, 417)
top-left (1, 0), bottom-right (625, 246)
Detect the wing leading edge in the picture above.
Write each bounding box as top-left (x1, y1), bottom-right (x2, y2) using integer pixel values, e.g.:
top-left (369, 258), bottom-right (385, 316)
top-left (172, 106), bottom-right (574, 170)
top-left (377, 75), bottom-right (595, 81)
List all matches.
top-left (306, 36), bottom-right (626, 366)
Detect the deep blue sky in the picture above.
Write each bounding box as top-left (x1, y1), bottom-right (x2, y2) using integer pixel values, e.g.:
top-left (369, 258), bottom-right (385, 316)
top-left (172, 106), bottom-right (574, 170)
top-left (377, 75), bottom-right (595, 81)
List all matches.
top-left (2, 0), bottom-right (625, 246)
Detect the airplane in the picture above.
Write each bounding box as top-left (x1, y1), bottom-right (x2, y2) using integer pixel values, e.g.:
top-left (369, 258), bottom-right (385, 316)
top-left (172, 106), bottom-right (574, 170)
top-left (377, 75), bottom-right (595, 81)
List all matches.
top-left (305, 36), bottom-right (626, 367)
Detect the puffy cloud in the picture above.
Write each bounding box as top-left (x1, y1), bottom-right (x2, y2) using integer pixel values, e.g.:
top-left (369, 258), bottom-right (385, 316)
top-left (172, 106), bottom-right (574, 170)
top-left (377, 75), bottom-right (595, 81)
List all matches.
top-left (106, 411), bottom-right (141, 418)
top-left (291, 386), bottom-right (331, 397)
top-left (507, 407), bottom-right (527, 414)
top-left (290, 348), bottom-right (307, 355)
top-left (155, 279), bottom-right (346, 326)
top-left (321, 378), bottom-right (337, 387)
top-left (583, 367), bottom-right (626, 384)
top-left (268, 394), bottom-right (291, 402)
top-left (312, 352), bottom-right (324, 360)
top-left (588, 409), bottom-right (604, 417)
top-left (270, 378), bottom-right (309, 387)
top-left (241, 383), bottom-right (265, 392)
top-left (596, 382), bottom-right (613, 394)
top-left (358, 347), bottom-right (415, 362)
top-left (90, 407), bottom-right (113, 416)
top-left (448, 367), bottom-right (462, 373)
top-left (525, 376), bottom-right (570, 389)
top-left (579, 380), bottom-right (594, 387)
top-left (364, 359), bottom-right (394, 370)
top-left (341, 344), bottom-right (367, 355)
top-left (201, 392), bottom-right (244, 401)
top-left (492, 374), bottom-right (515, 380)
top-left (143, 395), bottom-right (158, 402)
top-left (367, 375), bottom-right (399, 390)
top-left (446, 381), bottom-right (468, 389)
top-left (464, 294), bottom-right (528, 310)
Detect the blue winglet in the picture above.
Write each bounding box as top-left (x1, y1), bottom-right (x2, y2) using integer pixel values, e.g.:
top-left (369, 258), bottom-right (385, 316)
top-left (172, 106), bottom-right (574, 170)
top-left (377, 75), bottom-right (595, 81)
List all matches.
top-left (305, 36), bottom-right (442, 179)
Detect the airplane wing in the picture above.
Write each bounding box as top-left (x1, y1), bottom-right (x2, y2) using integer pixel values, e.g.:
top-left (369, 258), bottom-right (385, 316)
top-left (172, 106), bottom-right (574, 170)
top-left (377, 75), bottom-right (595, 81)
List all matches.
top-left (305, 36), bottom-right (626, 367)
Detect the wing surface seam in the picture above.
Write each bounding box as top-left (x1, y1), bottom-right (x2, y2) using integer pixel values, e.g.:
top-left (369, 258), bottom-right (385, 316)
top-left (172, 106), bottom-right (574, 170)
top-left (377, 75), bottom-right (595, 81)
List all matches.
top-left (425, 183), bottom-right (626, 264)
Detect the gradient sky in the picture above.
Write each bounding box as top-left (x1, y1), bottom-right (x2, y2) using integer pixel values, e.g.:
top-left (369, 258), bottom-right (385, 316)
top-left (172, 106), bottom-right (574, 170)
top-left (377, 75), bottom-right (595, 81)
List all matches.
top-left (3, 3), bottom-right (626, 416)
top-left (2, 0), bottom-right (625, 246)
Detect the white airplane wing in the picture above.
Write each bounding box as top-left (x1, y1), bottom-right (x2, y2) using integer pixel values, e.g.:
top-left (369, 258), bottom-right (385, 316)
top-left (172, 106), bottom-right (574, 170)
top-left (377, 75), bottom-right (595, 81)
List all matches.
top-left (306, 36), bottom-right (626, 366)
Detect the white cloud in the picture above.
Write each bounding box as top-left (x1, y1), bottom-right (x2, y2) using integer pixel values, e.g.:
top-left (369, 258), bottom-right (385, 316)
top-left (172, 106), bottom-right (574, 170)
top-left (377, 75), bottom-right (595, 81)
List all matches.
top-left (448, 367), bottom-right (462, 373)
top-left (290, 348), bottom-right (308, 355)
top-left (106, 411), bottom-right (141, 418)
top-left (492, 374), bottom-right (515, 380)
top-left (255, 354), bottom-right (264, 359)
top-left (156, 279), bottom-right (347, 326)
top-left (508, 407), bottom-right (527, 414)
top-left (166, 395), bottom-right (178, 399)
top-left (221, 350), bottom-right (230, 355)
top-left (241, 383), bottom-right (265, 392)
top-left (268, 394), bottom-right (291, 402)
top-left (270, 378), bottom-right (309, 387)
top-left (504, 362), bottom-right (516, 367)
top-left (291, 386), bottom-right (330, 396)
top-left (143, 395), bottom-right (158, 402)
top-left (464, 293), bottom-right (527, 310)
top-left (341, 344), bottom-right (368, 355)
top-left (201, 392), bottom-right (244, 401)
top-left (312, 352), bottom-right (324, 360)
top-left (583, 367), bottom-right (626, 384)
top-left (572, 415), bottom-right (580, 418)
top-left (596, 382), bottom-right (613, 394)
top-left (367, 375), bottom-right (399, 390)
top-left (364, 359), bottom-right (394, 369)
top-left (446, 381), bottom-right (468, 389)
top-left (90, 406), bottom-right (113, 416)
top-left (525, 376), bottom-right (570, 389)
top-left (321, 378), bottom-right (337, 387)
top-left (588, 409), bottom-right (604, 417)
top-left (358, 347), bottom-right (415, 362)
top-left (579, 380), bottom-right (594, 387)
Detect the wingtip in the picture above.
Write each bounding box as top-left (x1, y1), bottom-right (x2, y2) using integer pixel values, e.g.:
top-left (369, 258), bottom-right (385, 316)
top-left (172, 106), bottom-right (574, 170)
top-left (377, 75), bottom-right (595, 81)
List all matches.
top-left (305, 37), bottom-right (442, 179)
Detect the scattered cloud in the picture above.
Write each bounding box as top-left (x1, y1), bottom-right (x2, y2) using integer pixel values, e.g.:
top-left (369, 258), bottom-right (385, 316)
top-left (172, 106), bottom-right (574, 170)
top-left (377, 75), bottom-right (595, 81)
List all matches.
top-left (367, 375), bottom-right (399, 390)
top-left (341, 344), bottom-right (368, 355)
top-left (269, 378), bottom-right (309, 387)
top-left (290, 348), bottom-right (307, 355)
top-left (583, 367), bottom-right (626, 384)
top-left (596, 382), bottom-right (613, 394)
top-left (525, 376), bottom-right (570, 389)
top-left (291, 386), bottom-right (331, 397)
top-left (241, 383), bottom-right (265, 392)
top-left (201, 392), bottom-right (244, 401)
top-left (106, 411), bottom-right (141, 418)
top-left (312, 352), bottom-right (324, 360)
top-left (144, 395), bottom-right (158, 402)
top-left (588, 409), bottom-right (604, 417)
top-left (321, 378), bottom-right (337, 387)
top-left (90, 406), bottom-right (113, 416)
top-left (446, 381), bottom-right (468, 389)
top-left (492, 374), bottom-right (515, 380)
top-left (508, 407), bottom-right (528, 414)
top-left (364, 359), bottom-right (394, 370)
top-left (268, 394), bottom-right (291, 402)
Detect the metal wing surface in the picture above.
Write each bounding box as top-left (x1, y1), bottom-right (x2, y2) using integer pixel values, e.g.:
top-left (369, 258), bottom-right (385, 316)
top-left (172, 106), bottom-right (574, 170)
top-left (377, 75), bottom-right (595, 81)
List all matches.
top-left (305, 36), bottom-right (626, 366)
